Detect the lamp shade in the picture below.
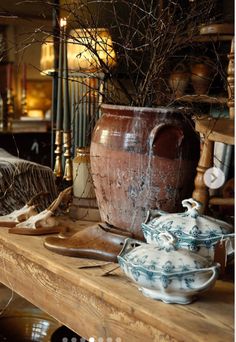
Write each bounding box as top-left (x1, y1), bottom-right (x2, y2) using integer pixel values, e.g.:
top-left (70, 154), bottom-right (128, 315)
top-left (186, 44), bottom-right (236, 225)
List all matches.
top-left (40, 36), bottom-right (54, 74)
top-left (67, 28), bottom-right (116, 72)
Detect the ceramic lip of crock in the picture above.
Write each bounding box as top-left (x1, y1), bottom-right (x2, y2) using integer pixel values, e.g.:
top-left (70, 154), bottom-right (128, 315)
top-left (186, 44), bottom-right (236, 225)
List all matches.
top-left (101, 103), bottom-right (190, 114)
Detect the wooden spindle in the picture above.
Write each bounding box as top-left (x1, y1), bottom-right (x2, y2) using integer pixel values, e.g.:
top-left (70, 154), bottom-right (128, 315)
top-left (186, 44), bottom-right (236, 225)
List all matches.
top-left (227, 38), bottom-right (234, 119)
top-left (192, 136), bottom-right (214, 213)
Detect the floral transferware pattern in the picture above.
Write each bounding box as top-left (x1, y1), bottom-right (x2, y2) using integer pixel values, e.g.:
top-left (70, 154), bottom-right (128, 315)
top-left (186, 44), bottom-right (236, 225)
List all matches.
top-left (118, 238), bottom-right (220, 304)
top-left (141, 198), bottom-right (234, 259)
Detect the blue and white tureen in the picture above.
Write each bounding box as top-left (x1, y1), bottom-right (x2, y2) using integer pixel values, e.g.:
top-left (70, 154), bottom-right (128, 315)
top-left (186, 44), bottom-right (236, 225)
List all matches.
top-left (141, 198), bottom-right (234, 260)
top-left (118, 235), bottom-right (220, 304)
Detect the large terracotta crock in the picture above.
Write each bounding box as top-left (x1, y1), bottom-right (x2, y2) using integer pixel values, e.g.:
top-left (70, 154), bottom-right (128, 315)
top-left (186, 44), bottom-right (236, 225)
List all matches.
top-left (90, 104), bottom-right (199, 240)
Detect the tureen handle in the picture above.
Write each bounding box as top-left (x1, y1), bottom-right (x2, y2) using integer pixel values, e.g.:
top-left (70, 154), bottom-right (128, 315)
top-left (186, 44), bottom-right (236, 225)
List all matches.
top-left (173, 264), bottom-right (220, 292)
top-left (184, 264), bottom-right (220, 292)
top-left (144, 209), bottom-right (167, 224)
top-left (182, 198), bottom-right (202, 212)
top-left (158, 231), bottom-right (176, 246)
top-left (118, 238), bottom-right (144, 258)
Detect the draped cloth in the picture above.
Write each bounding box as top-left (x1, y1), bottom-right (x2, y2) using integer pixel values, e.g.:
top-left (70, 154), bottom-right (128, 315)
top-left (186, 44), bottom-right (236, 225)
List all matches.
top-left (0, 148), bottom-right (58, 215)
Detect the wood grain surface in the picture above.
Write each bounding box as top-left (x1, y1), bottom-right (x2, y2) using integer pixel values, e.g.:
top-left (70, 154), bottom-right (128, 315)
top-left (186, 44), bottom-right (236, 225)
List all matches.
top-left (0, 220), bottom-right (234, 342)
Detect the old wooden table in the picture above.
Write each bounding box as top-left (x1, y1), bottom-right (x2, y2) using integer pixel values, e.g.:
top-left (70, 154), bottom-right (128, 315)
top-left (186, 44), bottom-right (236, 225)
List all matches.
top-left (0, 221), bottom-right (234, 342)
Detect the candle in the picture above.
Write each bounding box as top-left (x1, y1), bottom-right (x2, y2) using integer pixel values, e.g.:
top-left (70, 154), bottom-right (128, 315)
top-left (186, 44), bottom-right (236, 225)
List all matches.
top-left (22, 63), bottom-right (27, 91)
top-left (82, 80), bottom-right (87, 147)
top-left (56, 19), bottom-right (65, 131)
top-left (74, 78), bottom-right (79, 148)
top-left (78, 77), bottom-right (83, 147)
top-left (71, 76), bottom-right (75, 135)
top-left (63, 18), bottom-right (71, 132)
top-left (7, 63), bottom-right (12, 90)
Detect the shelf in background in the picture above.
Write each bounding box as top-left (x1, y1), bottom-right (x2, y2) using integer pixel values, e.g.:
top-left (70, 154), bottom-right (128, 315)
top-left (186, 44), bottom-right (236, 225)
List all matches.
top-left (12, 119), bottom-right (51, 133)
top-left (193, 34), bottom-right (234, 43)
top-left (175, 94), bottom-right (228, 104)
top-left (0, 119), bottom-right (51, 133)
top-left (175, 34), bottom-right (233, 46)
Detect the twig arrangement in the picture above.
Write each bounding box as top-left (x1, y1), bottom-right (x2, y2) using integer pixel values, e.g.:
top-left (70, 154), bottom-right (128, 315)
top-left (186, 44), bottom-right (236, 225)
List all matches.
top-left (1, 0), bottom-right (230, 182)
top-left (61, 0), bottom-right (218, 107)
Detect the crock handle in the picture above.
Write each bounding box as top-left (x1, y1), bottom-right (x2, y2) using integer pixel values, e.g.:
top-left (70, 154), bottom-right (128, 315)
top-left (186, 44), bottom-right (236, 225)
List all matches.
top-left (148, 123), bottom-right (167, 149)
top-left (148, 123), bottom-right (184, 159)
top-left (182, 198), bottom-right (202, 212)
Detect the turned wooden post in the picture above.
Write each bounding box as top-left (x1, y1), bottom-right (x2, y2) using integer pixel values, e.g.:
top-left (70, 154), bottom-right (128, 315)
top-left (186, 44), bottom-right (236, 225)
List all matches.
top-left (192, 137), bottom-right (214, 213)
top-left (227, 38), bottom-right (234, 119)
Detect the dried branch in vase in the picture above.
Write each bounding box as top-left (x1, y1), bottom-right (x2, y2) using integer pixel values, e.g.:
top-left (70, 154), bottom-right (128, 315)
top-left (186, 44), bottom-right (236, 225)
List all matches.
top-left (61, 0), bottom-right (217, 107)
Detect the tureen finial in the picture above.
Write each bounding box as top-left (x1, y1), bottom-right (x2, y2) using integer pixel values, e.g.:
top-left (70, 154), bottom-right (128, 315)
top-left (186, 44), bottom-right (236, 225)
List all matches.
top-left (182, 198), bottom-right (202, 212)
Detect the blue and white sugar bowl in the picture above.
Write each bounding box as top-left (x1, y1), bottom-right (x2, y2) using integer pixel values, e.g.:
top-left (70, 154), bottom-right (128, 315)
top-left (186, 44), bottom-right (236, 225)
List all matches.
top-left (118, 234), bottom-right (220, 304)
top-left (141, 198), bottom-right (234, 260)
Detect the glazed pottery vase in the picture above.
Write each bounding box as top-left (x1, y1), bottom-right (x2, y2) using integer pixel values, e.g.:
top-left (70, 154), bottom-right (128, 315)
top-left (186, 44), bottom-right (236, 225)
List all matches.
top-left (0, 297), bottom-right (60, 342)
top-left (169, 64), bottom-right (190, 98)
top-left (73, 147), bottom-right (96, 199)
top-left (169, 70), bottom-right (190, 98)
top-left (90, 104), bottom-right (199, 240)
top-left (191, 63), bottom-right (213, 95)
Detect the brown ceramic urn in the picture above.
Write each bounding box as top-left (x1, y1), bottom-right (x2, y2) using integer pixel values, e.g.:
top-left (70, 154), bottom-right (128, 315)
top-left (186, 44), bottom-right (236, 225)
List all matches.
top-left (90, 104), bottom-right (199, 240)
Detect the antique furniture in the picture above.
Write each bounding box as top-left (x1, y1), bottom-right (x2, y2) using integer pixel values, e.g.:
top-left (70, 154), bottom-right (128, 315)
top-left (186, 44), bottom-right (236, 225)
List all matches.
top-left (0, 223), bottom-right (233, 341)
top-left (192, 38), bottom-right (234, 213)
top-left (0, 148), bottom-right (57, 215)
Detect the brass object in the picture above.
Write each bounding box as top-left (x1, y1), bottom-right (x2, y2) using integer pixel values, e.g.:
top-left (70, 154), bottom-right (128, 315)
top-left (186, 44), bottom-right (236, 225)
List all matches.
top-left (54, 129), bottom-right (63, 178)
top-left (63, 131), bottom-right (73, 181)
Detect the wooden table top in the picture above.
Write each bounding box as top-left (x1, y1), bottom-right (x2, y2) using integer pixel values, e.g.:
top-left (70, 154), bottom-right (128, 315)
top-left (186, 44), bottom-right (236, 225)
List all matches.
top-left (0, 220), bottom-right (234, 342)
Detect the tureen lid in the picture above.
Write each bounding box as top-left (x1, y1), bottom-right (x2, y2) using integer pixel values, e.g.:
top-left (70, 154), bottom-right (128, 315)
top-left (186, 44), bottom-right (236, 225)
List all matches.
top-left (118, 235), bottom-right (212, 274)
top-left (142, 198), bottom-right (233, 237)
